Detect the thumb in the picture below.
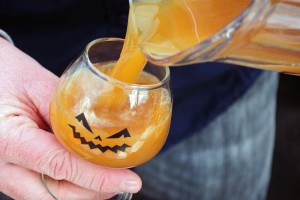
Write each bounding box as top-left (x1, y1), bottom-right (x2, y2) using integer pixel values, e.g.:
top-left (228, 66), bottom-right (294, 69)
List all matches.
top-left (0, 40), bottom-right (58, 125)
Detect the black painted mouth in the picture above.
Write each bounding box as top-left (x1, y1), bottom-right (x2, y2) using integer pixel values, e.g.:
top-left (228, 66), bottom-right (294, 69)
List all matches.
top-left (68, 125), bottom-right (131, 153)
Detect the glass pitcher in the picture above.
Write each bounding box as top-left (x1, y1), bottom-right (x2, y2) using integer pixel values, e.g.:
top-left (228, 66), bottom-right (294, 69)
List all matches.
top-left (130, 0), bottom-right (300, 75)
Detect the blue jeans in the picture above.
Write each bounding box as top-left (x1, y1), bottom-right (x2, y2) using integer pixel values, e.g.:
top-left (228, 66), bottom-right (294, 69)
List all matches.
top-left (135, 71), bottom-right (279, 200)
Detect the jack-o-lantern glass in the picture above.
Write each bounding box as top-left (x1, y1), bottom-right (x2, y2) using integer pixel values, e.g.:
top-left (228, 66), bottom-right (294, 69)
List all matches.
top-left (49, 38), bottom-right (172, 169)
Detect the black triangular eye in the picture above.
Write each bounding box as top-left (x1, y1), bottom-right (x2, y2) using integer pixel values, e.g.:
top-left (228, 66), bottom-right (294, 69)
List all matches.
top-left (94, 136), bottom-right (102, 141)
top-left (107, 128), bottom-right (131, 139)
top-left (75, 113), bottom-right (93, 134)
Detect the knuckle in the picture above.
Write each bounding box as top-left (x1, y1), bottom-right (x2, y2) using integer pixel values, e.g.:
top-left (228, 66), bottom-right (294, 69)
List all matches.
top-left (0, 103), bottom-right (32, 160)
top-left (0, 118), bottom-right (23, 159)
top-left (93, 169), bottom-right (114, 193)
top-left (0, 135), bottom-right (11, 158)
top-left (38, 149), bottom-right (73, 180)
top-left (75, 168), bottom-right (113, 193)
top-left (0, 123), bottom-right (13, 158)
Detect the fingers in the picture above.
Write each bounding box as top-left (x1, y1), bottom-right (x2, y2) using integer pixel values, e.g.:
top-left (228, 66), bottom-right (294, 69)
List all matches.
top-left (0, 161), bottom-right (50, 200)
top-left (43, 175), bottom-right (115, 200)
top-left (0, 125), bottom-right (142, 195)
top-left (0, 41), bottom-right (58, 125)
top-left (0, 161), bottom-right (114, 200)
top-left (22, 64), bottom-right (58, 125)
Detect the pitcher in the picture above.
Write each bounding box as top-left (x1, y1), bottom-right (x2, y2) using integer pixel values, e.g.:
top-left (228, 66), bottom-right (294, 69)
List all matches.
top-left (130, 0), bottom-right (300, 75)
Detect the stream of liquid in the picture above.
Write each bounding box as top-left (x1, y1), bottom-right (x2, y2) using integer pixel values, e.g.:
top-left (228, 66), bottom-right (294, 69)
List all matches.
top-left (110, 0), bottom-right (252, 83)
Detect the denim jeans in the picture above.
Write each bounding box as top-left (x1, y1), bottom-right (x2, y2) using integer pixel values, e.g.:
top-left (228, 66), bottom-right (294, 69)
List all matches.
top-left (135, 71), bottom-right (279, 200)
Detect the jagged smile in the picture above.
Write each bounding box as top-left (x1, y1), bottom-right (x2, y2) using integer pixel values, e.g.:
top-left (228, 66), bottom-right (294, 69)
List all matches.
top-left (68, 113), bottom-right (131, 153)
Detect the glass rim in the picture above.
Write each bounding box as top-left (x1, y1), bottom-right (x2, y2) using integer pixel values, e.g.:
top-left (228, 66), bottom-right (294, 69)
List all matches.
top-left (140, 0), bottom-right (267, 65)
top-left (84, 37), bottom-right (170, 90)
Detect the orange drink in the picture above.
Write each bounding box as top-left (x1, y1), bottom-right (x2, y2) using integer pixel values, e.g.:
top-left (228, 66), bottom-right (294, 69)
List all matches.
top-left (126, 0), bottom-right (300, 74)
top-left (109, 0), bottom-right (252, 83)
top-left (46, 0), bottom-right (300, 199)
top-left (131, 0), bottom-right (252, 58)
top-left (49, 0), bottom-right (252, 168)
top-left (50, 39), bottom-right (172, 168)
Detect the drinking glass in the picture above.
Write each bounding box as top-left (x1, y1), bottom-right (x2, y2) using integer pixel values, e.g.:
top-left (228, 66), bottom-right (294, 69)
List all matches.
top-left (42, 38), bottom-right (172, 199)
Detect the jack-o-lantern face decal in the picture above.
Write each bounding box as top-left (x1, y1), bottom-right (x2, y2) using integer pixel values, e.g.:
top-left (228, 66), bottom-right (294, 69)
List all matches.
top-left (68, 113), bottom-right (131, 153)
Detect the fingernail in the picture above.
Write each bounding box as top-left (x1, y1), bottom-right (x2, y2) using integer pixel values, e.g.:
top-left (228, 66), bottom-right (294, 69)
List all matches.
top-left (120, 179), bottom-right (140, 193)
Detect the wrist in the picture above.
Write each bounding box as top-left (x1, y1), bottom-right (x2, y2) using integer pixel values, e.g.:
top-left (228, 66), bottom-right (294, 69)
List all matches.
top-left (0, 29), bottom-right (14, 45)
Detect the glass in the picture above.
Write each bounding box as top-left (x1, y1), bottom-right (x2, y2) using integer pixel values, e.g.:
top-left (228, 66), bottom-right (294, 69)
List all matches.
top-left (133, 0), bottom-right (300, 75)
top-left (42, 38), bottom-right (172, 199)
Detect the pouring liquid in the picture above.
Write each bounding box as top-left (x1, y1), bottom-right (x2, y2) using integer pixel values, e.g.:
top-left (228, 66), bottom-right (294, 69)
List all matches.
top-left (110, 0), bottom-right (252, 83)
top-left (112, 0), bottom-right (300, 77)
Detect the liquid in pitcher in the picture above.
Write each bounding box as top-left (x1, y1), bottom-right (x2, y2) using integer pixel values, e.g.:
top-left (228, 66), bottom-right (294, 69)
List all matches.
top-left (129, 0), bottom-right (300, 74)
top-left (109, 0), bottom-right (252, 83)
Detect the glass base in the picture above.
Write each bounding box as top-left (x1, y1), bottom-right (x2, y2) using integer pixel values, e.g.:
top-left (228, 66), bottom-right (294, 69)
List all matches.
top-left (41, 174), bottom-right (59, 200)
top-left (41, 174), bottom-right (132, 200)
top-left (108, 192), bottom-right (132, 200)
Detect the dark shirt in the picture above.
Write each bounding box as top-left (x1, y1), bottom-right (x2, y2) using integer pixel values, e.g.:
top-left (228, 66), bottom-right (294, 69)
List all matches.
top-left (0, 0), bottom-right (262, 151)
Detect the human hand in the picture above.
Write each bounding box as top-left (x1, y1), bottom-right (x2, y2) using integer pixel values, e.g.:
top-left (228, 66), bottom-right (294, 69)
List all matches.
top-left (0, 38), bottom-right (142, 200)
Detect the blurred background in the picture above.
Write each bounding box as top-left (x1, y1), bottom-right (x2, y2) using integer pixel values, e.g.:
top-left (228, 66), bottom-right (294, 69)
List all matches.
top-left (267, 74), bottom-right (300, 200)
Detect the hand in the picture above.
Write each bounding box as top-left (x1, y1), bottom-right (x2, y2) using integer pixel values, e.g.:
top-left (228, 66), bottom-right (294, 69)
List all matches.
top-left (0, 38), bottom-right (142, 200)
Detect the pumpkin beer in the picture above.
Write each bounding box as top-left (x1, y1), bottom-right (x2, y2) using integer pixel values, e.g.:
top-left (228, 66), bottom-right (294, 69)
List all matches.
top-left (50, 0), bottom-right (251, 168)
top-left (50, 63), bottom-right (171, 168)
